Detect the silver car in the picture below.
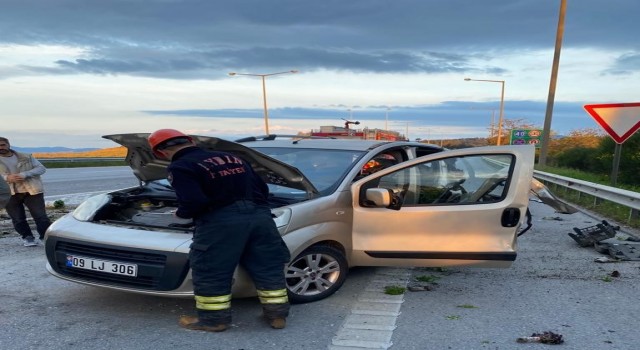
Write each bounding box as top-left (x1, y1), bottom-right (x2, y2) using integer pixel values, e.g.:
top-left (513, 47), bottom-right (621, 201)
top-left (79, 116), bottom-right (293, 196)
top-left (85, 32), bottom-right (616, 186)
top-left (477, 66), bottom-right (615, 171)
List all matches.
top-left (44, 134), bottom-right (574, 303)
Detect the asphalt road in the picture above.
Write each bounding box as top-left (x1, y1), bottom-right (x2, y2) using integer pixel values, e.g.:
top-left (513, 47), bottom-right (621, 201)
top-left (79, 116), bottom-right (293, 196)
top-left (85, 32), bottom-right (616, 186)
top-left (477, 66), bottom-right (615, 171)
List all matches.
top-left (390, 201), bottom-right (640, 350)
top-left (41, 166), bottom-right (139, 205)
top-left (2, 170), bottom-right (640, 349)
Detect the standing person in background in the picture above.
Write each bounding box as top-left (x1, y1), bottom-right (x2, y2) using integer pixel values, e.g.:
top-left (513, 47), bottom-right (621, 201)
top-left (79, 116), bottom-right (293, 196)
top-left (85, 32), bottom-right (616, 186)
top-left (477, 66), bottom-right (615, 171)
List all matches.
top-left (147, 129), bottom-right (291, 332)
top-left (0, 176), bottom-right (9, 209)
top-left (0, 137), bottom-right (51, 247)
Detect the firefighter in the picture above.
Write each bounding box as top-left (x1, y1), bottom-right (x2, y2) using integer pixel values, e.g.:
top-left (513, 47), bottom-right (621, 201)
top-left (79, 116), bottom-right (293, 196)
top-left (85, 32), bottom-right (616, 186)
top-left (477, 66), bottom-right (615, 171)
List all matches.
top-left (148, 129), bottom-right (291, 332)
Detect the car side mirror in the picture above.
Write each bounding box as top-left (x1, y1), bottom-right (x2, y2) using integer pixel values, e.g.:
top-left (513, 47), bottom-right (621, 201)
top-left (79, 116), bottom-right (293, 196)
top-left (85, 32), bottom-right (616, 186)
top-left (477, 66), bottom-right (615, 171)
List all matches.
top-left (365, 188), bottom-right (403, 211)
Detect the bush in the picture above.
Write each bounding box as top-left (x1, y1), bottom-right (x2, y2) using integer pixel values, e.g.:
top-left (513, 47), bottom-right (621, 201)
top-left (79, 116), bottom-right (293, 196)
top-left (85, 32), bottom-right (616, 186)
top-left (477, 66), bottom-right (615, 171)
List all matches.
top-left (555, 147), bottom-right (597, 170)
top-left (595, 137), bottom-right (640, 186)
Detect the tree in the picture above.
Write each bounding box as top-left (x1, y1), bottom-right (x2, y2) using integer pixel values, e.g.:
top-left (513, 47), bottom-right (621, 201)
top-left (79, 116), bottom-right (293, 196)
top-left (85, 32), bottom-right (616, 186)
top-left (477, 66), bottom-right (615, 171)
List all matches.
top-left (549, 128), bottom-right (604, 156)
top-left (547, 128), bottom-right (605, 166)
top-left (593, 132), bottom-right (640, 185)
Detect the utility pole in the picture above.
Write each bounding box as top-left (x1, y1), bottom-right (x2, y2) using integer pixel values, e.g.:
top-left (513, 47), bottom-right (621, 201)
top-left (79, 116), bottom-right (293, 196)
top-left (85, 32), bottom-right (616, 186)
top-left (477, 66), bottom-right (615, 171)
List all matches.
top-left (538, 0), bottom-right (567, 166)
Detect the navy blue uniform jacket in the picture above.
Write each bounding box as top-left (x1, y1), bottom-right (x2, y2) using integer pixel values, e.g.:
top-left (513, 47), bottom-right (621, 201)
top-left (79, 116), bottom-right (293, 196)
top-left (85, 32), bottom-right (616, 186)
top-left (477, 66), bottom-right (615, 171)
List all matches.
top-left (167, 146), bottom-right (269, 219)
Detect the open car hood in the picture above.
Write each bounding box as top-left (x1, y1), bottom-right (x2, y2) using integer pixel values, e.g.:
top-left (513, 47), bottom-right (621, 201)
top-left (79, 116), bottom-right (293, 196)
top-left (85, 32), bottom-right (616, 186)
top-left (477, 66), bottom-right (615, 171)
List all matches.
top-left (103, 133), bottom-right (319, 195)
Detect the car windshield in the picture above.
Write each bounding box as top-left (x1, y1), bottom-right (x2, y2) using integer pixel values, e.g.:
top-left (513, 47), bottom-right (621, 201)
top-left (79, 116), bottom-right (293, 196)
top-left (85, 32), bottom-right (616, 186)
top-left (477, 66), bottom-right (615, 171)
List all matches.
top-left (253, 147), bottom-right (365, 195)
top-left (148, 147), bottom-right (365, 199)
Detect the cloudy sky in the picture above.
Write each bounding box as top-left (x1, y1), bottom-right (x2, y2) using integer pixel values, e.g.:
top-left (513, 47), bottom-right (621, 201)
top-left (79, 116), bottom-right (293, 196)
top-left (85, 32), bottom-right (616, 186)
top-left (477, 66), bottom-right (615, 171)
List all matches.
top-left (1, 0), bottom-right (638, 148)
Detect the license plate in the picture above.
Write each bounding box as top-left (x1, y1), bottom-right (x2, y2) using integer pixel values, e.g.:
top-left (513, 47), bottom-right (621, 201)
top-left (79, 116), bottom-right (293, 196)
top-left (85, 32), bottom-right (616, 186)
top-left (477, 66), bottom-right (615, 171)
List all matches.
top-left (65, 255), bottom-right (138, 277)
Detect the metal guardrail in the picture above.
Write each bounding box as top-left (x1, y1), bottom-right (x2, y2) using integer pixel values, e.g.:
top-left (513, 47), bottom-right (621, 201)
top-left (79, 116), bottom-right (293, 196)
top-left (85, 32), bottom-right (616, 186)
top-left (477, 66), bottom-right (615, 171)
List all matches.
top-left (534, 170), bottom-right (640, 222)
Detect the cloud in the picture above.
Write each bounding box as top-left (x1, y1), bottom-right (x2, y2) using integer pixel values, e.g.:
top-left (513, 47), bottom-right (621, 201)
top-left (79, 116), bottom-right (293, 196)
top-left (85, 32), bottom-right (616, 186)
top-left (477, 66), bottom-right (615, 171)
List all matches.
top-left (143, 100), bottom-right (590, 131)
top-left (1, 1), bottom-right (637, 147)
top-left (603, 52), bottom-right (640, 75)
top-left (2, 1), bottom-right (639, 80)
top-left (14, 45), bottom-right (506, 79)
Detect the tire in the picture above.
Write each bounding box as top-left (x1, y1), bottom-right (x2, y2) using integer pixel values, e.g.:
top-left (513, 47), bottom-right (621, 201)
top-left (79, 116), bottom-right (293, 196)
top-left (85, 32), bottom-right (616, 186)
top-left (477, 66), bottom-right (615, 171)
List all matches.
top-left (285, 245), bottom-right (348, 304)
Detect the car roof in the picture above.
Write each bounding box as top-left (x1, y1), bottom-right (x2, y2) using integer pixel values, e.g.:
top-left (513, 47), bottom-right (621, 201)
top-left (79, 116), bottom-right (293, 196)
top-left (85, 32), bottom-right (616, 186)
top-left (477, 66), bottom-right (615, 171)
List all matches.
top-left (236, 137), bottom-right (443, 152)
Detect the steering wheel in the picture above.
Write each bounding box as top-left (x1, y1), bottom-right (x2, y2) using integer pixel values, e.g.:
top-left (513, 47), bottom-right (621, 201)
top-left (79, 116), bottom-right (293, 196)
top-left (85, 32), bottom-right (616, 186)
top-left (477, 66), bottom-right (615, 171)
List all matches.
top-left (433, 179), bottom-right (467, 203)
top-left (467, 177), bottom-right (507, 202)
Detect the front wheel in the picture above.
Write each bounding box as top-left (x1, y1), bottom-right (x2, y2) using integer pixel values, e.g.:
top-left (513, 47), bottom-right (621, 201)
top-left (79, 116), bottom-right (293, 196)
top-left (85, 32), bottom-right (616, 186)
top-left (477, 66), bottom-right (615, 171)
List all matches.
top-left (285, 245), bottom-right (348, 304)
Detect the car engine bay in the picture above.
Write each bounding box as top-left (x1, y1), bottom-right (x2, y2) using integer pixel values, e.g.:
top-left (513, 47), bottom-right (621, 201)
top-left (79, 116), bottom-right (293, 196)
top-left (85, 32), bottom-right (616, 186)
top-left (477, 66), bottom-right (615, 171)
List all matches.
top-left (90, 184), bottom-right (195, 232)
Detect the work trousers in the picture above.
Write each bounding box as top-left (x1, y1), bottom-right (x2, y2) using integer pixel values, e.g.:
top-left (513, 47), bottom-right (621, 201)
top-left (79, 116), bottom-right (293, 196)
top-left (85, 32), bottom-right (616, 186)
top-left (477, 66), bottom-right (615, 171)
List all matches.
top-left (189, 200), bottom-right (291, 324)
top-left (5, 193), bottom-right (51, 239)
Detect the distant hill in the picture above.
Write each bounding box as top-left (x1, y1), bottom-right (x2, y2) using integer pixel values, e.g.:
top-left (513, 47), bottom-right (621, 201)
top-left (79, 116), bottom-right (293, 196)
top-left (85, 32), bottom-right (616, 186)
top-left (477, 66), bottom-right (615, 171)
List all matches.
top-left (31, 146), bottom-right (127, 158)
top-left (14, 146), bottom-right (100, 153)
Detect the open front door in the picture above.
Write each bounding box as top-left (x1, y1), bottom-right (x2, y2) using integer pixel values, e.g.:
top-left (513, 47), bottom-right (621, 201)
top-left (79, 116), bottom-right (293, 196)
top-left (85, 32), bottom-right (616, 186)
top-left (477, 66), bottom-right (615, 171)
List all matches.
top-left (350, 145), bottom-right (535, 268)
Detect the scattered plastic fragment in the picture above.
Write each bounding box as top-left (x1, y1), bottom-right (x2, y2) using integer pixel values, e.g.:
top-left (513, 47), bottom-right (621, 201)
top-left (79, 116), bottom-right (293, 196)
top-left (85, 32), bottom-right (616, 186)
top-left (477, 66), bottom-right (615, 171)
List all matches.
top-left (605, 243), bottom-right (640, 261)
top-left (517, 331), bottom-right (564, 344)
top-left (594, 257), bottom-right (620, 263)
top-left (568, 220), bottom-right (618, 247)
top-left (407, 284), bottom-right (433, 292)
top-left (611, 270), bottom-right (620, 277)
top-left (542, 216), bottom-right (563, 221)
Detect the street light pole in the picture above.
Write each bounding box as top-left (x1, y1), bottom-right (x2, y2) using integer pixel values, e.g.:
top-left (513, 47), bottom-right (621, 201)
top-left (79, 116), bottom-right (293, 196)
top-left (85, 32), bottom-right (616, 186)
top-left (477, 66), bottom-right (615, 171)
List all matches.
top-left (490, 109), bottom-right (495, 138)
top-left (260, 76), bottom-right (268, 135)
top-left (385, 107), bottom-right (391, 131)
top-left (405, 121), bottom-right (409, 141)
top-left (228, 70), bottom-right (298, 135)
top-left (465, 78), bottom-right (506, 145)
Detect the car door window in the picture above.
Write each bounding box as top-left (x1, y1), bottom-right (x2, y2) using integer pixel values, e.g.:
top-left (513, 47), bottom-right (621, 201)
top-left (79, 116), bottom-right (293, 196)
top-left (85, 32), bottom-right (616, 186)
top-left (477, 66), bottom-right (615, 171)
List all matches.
top-left (361, 154), bottom-right (514, 206)
top-left (354, 151), bottom-right (403, 181)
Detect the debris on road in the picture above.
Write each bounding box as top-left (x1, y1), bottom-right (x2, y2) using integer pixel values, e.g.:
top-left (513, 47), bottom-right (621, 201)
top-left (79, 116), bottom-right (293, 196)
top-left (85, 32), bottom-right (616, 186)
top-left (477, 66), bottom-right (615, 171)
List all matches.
top-left (594, 257), bottom-right (620, 263)
top-left (407, 284), bottom-right (434, 292)
top-left (516, 331), bottom-right (564, 344)
top-left (568, 220), bottom-right (618, 247)
top-left (602, 241), bottom-right (640, 261)
top-left (567, 220), bottom-right (640, 261)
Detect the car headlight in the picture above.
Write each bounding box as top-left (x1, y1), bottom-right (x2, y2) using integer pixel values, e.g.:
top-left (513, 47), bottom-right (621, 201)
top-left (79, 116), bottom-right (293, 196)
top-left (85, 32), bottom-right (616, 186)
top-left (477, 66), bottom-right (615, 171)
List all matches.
top-left (271, 208), bottom-right (292, 228)
top-left (72, 193), bottom-right (111, 221)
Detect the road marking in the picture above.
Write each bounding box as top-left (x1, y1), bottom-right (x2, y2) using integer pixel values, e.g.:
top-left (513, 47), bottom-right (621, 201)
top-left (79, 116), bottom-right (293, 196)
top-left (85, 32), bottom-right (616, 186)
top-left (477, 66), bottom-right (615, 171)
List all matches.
top-left (329, 267), bottom-right (411, 350)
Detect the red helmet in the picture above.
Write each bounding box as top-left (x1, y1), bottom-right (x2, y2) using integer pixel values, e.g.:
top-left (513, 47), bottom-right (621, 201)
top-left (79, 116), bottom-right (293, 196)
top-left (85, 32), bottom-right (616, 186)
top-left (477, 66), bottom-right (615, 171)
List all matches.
top-left (148, 129), bottom-right (193, 159)
top-left (148, 129), bottom-right (191, 151)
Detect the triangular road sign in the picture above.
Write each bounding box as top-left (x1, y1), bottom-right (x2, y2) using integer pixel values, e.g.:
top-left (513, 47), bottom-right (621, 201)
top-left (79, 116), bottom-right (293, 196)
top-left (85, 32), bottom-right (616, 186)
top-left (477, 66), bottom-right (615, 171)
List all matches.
top-left (584, 102), bottom-right (640, 144)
